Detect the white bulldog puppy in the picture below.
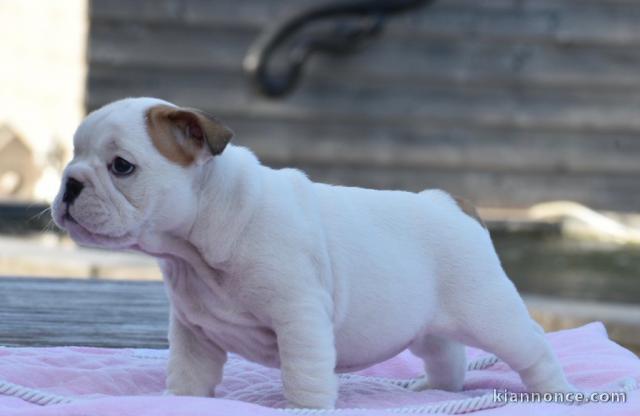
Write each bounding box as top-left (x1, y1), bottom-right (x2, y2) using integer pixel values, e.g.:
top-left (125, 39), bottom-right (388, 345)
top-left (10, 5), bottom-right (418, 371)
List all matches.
top-left (52, 97), bottom-right (572, 408)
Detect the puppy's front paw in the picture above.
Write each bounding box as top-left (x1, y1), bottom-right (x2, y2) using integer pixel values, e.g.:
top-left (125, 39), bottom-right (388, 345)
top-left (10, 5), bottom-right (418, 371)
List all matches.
top-left (283, 374), bottom-right (338, 409)
top-left (166, 368), bottom-right (215, 397)
top-left (285, 395), bottom-right (336, 410)
top-left (409, 375), bottom-right (464, 392)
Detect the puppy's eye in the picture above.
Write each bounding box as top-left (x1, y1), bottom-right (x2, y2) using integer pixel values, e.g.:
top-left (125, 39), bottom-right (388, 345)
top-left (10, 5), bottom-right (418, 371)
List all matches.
top-left (110, 157), bottom-right (136, 177)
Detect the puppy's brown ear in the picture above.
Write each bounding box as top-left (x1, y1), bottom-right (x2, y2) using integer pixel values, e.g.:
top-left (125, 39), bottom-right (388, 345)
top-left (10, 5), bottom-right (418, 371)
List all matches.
top-left (146, 105), bottom-right (233, 165)
top-left (166, 108), bottom-right (233, 156)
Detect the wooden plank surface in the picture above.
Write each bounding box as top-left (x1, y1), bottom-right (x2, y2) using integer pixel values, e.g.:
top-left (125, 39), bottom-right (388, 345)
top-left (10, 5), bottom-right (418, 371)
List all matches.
top-left (0, 277), bottom-right (169, 348)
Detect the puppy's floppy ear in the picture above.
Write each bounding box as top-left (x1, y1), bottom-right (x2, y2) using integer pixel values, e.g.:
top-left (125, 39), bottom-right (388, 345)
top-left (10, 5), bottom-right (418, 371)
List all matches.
top-left (146, 105), bottom-right (234, 165)
top-left (166, 108), bottom-right (233, 156)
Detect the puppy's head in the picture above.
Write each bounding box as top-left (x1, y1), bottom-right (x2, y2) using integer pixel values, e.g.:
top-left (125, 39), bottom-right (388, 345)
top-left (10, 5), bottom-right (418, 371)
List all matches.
top-left (51, 97), bottom-right (233, 248)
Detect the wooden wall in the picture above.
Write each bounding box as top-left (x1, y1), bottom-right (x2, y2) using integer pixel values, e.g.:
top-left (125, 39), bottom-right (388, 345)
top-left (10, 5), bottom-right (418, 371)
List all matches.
top-left (87, 0), bottom-right (640, 211)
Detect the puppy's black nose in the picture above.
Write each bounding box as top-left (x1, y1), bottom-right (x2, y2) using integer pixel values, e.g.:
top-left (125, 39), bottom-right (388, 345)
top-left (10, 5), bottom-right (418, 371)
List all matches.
top-left (63, 177), bottom-right (84, 204)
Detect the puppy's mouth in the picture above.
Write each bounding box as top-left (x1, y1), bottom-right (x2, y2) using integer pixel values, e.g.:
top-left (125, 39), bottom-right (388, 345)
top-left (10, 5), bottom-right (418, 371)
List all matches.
top-left (63, 209), bottom-right (78, 225)
top-left (61, 207), bottom-right (135, 249)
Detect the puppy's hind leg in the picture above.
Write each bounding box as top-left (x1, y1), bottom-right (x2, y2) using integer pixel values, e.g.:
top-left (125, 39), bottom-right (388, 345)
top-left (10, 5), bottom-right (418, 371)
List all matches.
top-left (409, 334), bottom-right (466, 392)
top-left (452, 264), bottom-right (572, 393)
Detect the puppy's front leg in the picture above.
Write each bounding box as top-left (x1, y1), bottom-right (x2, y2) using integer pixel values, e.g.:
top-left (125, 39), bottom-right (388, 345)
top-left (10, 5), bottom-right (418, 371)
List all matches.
top-left (166, 310), bottom-right (227, 397)
top-left (273, 298), bottom-right (338, 409)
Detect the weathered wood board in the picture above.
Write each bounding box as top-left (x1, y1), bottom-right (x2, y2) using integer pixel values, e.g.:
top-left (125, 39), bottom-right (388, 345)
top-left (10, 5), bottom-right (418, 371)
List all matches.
top-left (0, 277), bottom-right (169, 348)
top-left (87, 0), bottom-right (640, 211)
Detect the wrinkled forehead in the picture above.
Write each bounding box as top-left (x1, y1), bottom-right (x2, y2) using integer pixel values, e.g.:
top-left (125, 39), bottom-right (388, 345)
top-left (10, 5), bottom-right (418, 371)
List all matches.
top-left (73, 98), bottom-right (173, 155)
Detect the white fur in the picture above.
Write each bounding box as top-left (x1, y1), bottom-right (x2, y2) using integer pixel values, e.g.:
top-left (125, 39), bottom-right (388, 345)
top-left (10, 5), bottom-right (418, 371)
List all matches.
top-left (52, 97), bottom-right (572, 408)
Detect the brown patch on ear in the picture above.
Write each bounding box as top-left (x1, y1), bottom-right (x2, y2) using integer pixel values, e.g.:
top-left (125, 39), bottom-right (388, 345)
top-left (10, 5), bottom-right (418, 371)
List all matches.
top-left (146, 105), bottom-right (194, 165)
top-left (453, 196), bottom-right (486, 229)
top-left (145, 105), bottom-right (233, 165)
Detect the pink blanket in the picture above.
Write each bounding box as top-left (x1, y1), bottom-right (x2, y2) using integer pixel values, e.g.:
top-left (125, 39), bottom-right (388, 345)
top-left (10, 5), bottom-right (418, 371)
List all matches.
top-left (0, 322), bottom-right (638, 415)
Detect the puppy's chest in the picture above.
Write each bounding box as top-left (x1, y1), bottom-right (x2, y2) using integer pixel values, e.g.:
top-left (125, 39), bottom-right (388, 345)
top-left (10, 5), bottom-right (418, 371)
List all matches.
top-left (166, 269), bottom-right (280, 367)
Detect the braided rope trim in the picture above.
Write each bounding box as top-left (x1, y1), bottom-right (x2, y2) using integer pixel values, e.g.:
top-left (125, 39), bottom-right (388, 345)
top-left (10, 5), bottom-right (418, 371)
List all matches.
top-left (0, 379), bottom-right (73, 406)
